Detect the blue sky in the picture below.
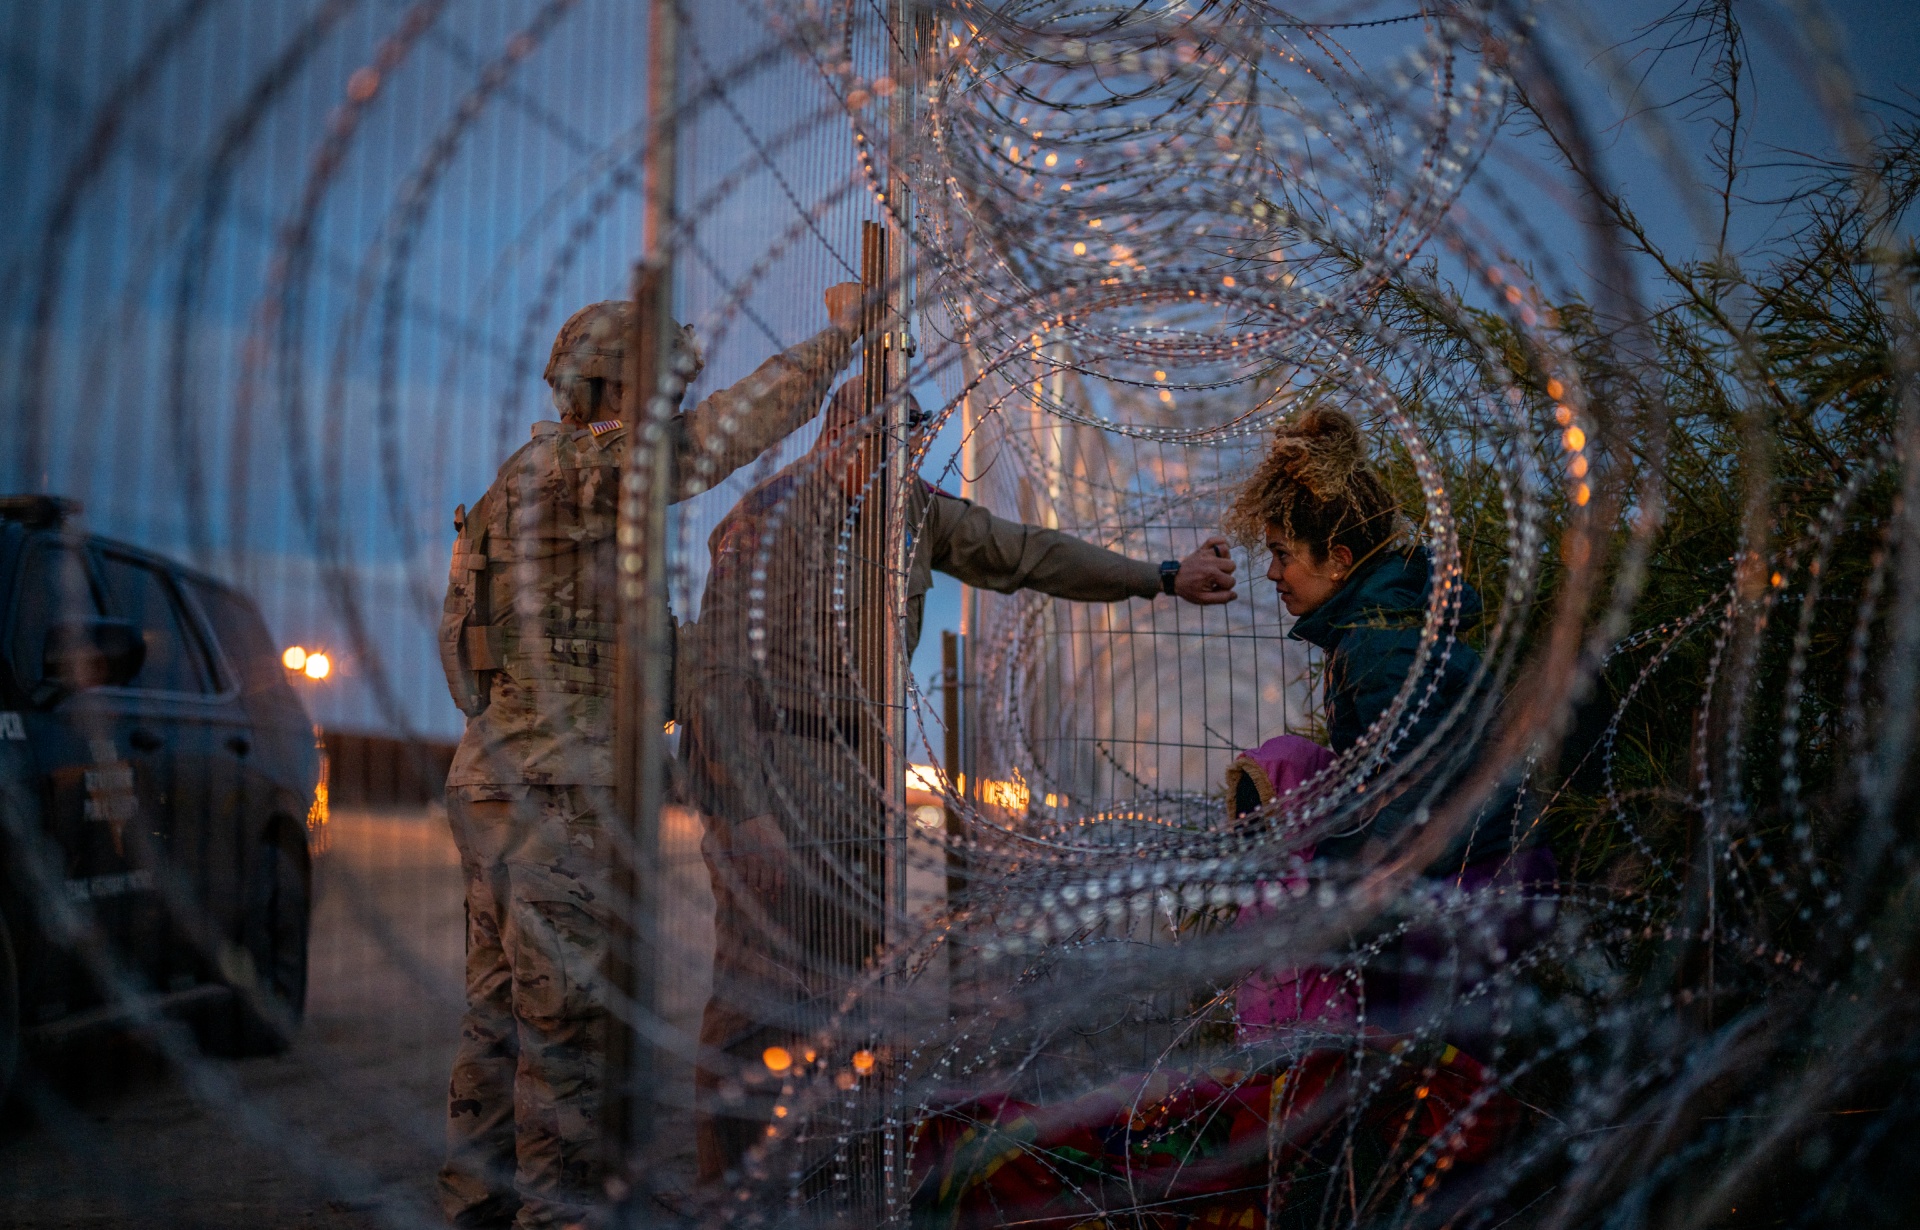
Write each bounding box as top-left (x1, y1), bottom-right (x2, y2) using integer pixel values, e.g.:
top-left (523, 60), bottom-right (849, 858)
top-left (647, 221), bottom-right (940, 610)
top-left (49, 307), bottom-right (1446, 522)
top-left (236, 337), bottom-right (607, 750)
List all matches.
top-left (3, 0), bottom-right (1912, 744)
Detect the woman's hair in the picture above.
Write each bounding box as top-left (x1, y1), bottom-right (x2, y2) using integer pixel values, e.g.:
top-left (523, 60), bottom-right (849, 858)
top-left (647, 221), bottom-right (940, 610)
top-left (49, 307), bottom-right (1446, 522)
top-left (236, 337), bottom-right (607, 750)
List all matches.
top-left (1225, 405), bottom-right (1402, 563)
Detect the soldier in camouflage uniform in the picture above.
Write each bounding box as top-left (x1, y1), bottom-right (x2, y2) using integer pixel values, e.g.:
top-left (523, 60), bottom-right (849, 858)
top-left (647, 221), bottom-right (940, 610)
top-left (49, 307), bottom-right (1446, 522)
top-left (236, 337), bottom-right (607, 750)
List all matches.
top-left (437, 285), bottom-right (866, 1229)
top-left (681, 384), bottom-right (1239, 1182)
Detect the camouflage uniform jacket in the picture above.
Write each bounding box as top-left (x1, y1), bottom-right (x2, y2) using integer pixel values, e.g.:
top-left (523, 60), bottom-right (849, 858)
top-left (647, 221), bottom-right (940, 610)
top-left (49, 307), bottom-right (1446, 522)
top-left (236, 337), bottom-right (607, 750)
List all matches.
top-left (681, 460), bottom-right (1161, 821)
top-left (442, 325), bottom-right (853, 789)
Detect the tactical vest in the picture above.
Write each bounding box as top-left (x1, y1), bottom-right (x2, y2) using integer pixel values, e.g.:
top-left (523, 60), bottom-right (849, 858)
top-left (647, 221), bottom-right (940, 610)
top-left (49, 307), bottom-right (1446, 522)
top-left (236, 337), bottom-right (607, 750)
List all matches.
top-left (439, 420), bottom-right (626, 719)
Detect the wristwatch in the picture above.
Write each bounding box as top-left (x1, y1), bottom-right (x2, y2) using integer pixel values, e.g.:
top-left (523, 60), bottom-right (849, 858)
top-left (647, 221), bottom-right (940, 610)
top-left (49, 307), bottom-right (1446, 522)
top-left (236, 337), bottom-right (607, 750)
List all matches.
top-left (1159, 559), bottom-right (1180, 596)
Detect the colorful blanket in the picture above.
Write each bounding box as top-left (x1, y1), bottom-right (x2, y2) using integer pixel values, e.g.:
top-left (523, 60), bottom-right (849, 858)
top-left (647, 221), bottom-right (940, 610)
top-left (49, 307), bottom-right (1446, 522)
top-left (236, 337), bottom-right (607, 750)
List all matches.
top-left (910, 1044), bottom-right (1519, 1228)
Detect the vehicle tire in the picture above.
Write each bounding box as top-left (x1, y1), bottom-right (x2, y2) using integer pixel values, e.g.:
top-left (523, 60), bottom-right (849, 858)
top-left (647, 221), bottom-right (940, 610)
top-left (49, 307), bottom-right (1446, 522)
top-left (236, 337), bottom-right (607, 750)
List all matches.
top-left (199, 824), bottom-right (310, 1057)
top-left (0, 908), bottom-right (18, 1105)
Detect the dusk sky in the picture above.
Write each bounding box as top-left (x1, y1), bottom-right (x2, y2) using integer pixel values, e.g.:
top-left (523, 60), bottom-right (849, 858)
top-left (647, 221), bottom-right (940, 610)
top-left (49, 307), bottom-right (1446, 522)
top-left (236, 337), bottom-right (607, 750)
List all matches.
top-left (3, 0), bottom-right (1913, 742)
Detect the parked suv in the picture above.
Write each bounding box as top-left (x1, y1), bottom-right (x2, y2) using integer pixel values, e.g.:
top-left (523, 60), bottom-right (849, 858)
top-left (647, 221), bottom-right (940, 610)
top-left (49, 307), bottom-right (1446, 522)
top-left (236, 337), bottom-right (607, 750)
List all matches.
top-left (0, 496), bottom-right (325, 1102)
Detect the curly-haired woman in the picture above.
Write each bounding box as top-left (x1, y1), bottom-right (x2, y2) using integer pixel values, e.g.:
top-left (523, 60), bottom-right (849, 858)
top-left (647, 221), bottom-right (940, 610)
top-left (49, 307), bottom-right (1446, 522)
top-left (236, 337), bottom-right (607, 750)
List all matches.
top-left (1223, 405), bottom-right (1520, 869)
top-left (1223, 405), bottom-right (1554, 1042)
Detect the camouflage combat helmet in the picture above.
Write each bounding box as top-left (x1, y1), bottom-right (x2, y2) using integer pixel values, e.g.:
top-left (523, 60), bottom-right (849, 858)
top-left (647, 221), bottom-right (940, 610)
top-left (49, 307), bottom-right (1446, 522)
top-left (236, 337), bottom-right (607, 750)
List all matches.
top-left (543, 300), bottom-right (704, 387)
top-left (544, 300), bottom-right (633, 386)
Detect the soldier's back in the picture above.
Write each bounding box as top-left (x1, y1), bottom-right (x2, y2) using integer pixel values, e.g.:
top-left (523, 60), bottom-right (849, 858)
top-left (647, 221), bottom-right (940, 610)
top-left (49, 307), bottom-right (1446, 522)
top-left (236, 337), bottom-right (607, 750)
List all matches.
top-left (446, 420), bottom-right (627, 789)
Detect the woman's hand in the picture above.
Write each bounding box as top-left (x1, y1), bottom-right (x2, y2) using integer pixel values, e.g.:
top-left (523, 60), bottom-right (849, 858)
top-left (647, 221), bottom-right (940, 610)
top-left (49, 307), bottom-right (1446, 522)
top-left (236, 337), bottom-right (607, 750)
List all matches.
top-left (1174, 536), bottom-right (1238, 605)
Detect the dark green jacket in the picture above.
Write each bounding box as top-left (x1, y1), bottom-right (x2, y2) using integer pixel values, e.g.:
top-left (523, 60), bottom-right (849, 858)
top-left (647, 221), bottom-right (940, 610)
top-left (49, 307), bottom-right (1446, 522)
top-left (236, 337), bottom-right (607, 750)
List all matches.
top-left (1289, 544), bottom-right (1490, 858)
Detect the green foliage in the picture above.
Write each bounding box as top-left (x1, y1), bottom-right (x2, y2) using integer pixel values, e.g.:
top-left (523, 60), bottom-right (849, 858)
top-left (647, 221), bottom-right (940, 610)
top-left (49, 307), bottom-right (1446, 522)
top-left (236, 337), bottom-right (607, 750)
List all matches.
top-left (1293, 128), bottom-right (1920, 1082)
top-left (1305, 105), bottom-right (1920, 1224)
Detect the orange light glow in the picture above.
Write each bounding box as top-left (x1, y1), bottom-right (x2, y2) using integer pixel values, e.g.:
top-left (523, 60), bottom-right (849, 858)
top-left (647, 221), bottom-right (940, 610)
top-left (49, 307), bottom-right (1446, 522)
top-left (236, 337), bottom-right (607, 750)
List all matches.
top-left (307, 742), bottom-right (331, 854)
top-left (852, 1049), bottom-right (876, 1074)
top-left (763, 1046), bottom-right (792, 1073)
top-left (303, 652), bottom-right (332, 680)
top-left (979, 776), bottom-right (1029, 809)
top-left (283, 645), bottom-right (308, 670)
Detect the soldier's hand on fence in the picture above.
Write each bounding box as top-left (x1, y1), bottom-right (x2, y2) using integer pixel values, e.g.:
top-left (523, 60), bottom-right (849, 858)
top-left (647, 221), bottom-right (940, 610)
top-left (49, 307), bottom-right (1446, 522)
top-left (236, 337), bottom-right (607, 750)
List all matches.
top-left (732, 813), bottom-right (790, 898)
top-left (825, 282), bottom-right (865, 336)
top-left (1174, 537), bottom-right (1238, 605)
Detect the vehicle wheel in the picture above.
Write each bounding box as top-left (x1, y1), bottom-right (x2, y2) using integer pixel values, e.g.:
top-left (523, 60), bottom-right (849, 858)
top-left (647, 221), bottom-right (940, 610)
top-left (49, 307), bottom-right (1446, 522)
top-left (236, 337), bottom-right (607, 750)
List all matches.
top-left (0, 909), bottom-right (18, 1105)
top-left (199, 825), bottom-right (309, 1057)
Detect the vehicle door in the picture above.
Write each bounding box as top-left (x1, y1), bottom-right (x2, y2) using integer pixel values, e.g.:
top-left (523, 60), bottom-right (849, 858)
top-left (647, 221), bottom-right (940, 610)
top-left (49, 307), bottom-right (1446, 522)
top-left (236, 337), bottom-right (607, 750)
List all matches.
top-left (3, 532), bottom-right (144, 1020)
top-left (90, 546), bottom-right (243, 996)
top-left (174, 575), bottom-right (303, 954)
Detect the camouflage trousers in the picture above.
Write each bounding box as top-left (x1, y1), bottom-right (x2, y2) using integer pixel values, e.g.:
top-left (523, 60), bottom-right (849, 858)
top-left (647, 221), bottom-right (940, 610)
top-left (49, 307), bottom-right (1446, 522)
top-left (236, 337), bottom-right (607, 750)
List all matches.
top-left (438, 784), bottom-right (614, 1230)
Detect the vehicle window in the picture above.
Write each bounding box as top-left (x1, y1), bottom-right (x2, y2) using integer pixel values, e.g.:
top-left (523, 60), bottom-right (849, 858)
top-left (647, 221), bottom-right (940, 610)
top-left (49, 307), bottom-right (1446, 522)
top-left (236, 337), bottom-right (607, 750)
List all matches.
top-left (8, 538), bottom-right (103, 686)
top-left (95, 552), bottom-right (215, 693)
top-left (182, 578), bottom-right (282, 696)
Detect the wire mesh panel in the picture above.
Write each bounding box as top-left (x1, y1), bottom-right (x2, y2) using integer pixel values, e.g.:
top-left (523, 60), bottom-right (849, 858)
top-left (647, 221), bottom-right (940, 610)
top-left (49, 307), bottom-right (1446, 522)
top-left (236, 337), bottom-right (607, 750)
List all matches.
top-left (6, 1), bottom-right (1920, 1228)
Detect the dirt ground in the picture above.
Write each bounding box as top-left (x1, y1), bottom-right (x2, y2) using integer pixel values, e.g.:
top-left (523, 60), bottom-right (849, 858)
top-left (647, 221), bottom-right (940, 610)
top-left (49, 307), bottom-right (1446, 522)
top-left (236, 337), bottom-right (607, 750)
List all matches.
top-left (0, 807), bottom-right (468, 1229)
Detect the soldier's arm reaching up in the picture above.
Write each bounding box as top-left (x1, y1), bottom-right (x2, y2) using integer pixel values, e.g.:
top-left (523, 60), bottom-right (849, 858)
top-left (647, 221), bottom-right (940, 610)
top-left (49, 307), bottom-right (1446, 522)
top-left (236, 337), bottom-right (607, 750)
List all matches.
top-left (540, 285), bottom-right (877, 506)
top-left (670, 282), bottom-right (870, 500)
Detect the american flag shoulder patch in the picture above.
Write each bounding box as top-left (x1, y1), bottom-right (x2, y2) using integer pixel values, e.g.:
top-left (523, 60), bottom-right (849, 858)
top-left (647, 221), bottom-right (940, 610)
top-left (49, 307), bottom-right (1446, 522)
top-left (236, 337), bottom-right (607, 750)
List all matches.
top-left (588, 420), bottom-right (623, 438)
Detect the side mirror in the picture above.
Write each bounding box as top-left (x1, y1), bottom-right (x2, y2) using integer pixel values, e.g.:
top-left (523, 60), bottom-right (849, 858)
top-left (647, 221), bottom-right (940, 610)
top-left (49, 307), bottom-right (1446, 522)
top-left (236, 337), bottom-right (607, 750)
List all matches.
top-left (43, 618), bottom-right (146, 693)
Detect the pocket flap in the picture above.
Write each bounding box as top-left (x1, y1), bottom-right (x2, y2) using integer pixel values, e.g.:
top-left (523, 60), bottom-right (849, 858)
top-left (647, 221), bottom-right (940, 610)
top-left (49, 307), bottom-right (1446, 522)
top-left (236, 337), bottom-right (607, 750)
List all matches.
top-left (465, 625), bottom-right (506, 670)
